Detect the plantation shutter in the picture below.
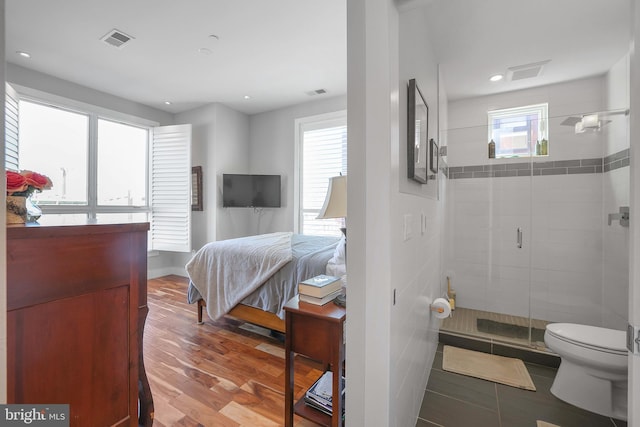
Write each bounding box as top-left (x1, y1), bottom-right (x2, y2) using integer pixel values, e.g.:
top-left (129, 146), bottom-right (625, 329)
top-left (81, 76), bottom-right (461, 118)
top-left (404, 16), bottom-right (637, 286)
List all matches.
top-left (5, 83), bottom-right (19, 171)
top-left (150, 124), bottom-right (192, 252)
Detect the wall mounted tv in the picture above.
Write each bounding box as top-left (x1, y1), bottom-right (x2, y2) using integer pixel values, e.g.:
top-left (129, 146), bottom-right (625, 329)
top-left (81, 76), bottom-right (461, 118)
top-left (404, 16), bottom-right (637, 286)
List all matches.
top-left (222, 174), bottom-right (282, 208)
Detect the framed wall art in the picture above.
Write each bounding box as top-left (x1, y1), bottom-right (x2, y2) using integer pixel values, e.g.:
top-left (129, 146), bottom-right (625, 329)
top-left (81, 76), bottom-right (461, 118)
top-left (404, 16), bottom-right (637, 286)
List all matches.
top-left (407, 78), bottom-right (428, 184)
top-left (430, 138), bottom-right (438, 175)
top-left (191, 166), bottom-right (203, 211)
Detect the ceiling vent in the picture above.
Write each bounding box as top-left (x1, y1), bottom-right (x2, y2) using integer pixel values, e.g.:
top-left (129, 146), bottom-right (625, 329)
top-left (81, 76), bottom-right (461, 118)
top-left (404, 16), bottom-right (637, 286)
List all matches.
top-left (101, 29), bottom-right (134, 49)
top-left (507, 60), bottom-right (550, 81)
top-left (305, 88), bottom-right (327, 96)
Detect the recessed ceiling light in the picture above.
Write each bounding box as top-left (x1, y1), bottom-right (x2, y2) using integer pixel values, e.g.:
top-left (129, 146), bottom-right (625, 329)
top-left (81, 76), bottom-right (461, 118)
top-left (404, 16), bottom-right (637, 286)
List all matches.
top-left (489, 74), bottom-right (504, 82)
top-left (198, 47), bottom-right (212, 55)
top-left (164, 101), bottom-right (172, 105)
top-left (16, 51), bottom-right (31, 58)
top-left (208, 34), bottom-right (219, 41)
top-left (243, 95), bottom-right (251, 100)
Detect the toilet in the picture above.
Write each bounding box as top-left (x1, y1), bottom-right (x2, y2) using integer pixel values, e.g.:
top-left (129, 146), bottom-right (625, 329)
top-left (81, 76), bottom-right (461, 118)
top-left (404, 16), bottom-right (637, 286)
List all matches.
top-left (544, 323), bottom-right (628, 421)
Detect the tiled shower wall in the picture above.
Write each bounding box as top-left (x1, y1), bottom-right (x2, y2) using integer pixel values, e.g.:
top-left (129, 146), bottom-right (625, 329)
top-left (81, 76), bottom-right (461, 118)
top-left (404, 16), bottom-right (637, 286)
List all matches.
top-left (445, 151), bottom-right (628, 327)
top-left (443, 64), bottom-right (630, 329)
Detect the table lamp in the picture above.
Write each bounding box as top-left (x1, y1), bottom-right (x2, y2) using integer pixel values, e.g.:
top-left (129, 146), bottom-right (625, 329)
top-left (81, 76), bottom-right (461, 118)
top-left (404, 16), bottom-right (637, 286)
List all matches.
top-left (316, 174), bottom-right (347, 236)
top-left (317, 174), bottom-right (347, 307)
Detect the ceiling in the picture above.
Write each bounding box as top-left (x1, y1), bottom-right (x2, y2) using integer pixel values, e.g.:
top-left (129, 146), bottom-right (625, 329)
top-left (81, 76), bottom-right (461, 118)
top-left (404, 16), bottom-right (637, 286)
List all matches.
top-left (6, 0), bottom-right (347, 115)
top-left (425, 0), bottom-right (631, 101)
top-left (6, 0), bottom-right (632, 116)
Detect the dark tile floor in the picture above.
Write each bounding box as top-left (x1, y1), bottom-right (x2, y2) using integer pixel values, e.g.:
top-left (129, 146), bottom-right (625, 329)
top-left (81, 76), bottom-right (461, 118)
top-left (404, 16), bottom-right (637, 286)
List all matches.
top-left (416, 343), bottom-right (628, 427)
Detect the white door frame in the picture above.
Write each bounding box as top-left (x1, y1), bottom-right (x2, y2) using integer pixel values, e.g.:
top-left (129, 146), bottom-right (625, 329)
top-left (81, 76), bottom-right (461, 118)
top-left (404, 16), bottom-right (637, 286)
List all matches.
top-left (628, 1), bottom-right (640, 425)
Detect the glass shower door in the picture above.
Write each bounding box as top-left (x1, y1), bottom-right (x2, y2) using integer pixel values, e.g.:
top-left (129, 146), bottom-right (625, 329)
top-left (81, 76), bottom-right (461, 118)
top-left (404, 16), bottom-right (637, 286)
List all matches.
top-left (528, 108), bottom-right (630, 338)
top-left (441, 118), bottom-right (534, 348)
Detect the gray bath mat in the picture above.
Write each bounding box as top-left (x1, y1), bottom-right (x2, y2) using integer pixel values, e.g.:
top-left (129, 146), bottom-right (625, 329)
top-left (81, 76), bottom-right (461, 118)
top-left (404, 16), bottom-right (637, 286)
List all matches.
top-left (477, 318), bottom-right (546, 342)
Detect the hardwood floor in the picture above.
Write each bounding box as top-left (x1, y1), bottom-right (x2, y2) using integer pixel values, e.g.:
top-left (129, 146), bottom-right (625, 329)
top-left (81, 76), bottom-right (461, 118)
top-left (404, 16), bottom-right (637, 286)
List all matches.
top-left (145, 275), bottom-right (323, 426)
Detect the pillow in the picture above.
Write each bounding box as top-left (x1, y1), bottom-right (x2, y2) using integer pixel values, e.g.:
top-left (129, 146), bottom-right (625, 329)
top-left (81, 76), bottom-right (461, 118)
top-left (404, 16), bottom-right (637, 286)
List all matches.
top-left (326, 236), bottom-right (346, 277)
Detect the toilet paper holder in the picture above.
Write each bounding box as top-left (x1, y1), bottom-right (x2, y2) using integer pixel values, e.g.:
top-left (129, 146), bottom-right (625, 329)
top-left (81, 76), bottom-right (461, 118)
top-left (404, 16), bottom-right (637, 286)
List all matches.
top-left (430, 304), bottom-right (452, 318)
top-left (430, 297), bottom-right (453, 318)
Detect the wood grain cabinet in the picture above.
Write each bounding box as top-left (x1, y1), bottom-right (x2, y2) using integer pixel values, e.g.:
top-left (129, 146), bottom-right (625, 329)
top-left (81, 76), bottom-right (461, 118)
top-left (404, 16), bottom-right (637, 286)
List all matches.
top-left (7, 222), bottom-right (154, 427)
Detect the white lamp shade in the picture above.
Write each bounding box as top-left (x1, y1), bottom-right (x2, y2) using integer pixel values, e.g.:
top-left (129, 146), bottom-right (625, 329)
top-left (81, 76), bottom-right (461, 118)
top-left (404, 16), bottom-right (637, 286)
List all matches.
top-left (316, 175), bottom-right (347, 219)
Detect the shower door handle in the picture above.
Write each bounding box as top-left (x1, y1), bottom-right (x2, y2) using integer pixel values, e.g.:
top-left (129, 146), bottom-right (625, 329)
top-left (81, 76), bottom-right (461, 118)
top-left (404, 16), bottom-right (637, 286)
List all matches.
top-left (516, 228), bottom-right (523, 249)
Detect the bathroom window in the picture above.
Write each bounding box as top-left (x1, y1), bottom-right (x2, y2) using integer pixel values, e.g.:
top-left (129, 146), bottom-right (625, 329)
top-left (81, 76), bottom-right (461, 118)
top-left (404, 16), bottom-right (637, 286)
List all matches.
top-left (488, 103), bottom-right (548, 158)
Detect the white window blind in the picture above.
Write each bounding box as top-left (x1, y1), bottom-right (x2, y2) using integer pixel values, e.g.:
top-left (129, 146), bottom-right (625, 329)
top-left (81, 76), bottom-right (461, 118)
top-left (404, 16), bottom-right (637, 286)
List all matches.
top-left (300, 116), bottom-right (347, 236)
top-left (151, 124), bottom-right (192, 252)
top-left (5, 84), bottom-right (19, 171)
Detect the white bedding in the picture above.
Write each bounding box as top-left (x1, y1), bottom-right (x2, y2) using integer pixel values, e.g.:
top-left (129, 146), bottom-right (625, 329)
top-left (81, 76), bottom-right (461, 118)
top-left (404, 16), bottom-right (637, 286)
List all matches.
top-left (185, 232), bottom-right (293, 321)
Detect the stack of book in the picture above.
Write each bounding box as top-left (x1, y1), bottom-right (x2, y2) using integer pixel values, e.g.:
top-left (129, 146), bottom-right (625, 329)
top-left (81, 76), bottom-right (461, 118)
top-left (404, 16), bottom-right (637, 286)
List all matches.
top-left (304, 370), bottom-right (345, 416)
top-left (298, 274), bottom-right (342, 305)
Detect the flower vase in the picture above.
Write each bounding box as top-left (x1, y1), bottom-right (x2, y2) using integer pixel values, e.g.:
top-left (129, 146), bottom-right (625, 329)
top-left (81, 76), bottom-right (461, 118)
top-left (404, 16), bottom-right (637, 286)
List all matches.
top-left (6, 195), bottom-right (27, 224)
top-left (26, 197), bottom-right (42, 222)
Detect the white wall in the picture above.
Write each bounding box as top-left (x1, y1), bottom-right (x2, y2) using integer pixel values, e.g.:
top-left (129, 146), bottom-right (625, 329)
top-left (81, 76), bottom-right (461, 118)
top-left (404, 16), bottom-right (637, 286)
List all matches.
top-left (345, 0), bottom-right (392, 424)
top-left (7, 64), bottom-right (173, 126)
top-left (346, 0), bottom-right (442, 425)
top-left (248, 95), bottom-right (346, 235)
top-left (447, 76), bottom-right (606, 167)
top-left (392, 5), bottom-right (442, 427)
top-left (212, 104), bottom-right (251, 241)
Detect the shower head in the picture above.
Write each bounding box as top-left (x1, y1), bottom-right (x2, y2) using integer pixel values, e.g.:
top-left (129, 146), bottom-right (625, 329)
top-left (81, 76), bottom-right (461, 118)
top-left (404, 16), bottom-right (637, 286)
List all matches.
top-left (559, 108), bottom-right (628, 134)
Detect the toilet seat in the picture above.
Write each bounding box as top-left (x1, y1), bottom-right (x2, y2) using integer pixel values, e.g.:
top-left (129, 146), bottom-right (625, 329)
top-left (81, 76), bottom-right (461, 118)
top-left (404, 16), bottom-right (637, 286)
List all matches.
top-left (546, 323), bottom-right (627, 355)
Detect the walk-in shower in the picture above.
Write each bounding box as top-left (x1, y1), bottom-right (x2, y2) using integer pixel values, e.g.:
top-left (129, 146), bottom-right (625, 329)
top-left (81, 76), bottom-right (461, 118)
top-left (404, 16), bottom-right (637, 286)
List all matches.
top-left (439, 72), bottom-right (630, 351)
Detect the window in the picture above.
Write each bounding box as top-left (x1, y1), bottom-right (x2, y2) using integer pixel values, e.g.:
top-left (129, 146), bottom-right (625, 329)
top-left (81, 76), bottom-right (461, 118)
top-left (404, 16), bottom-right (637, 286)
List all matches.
top-left (19, 100), bottom-right (90, 205)
top-left (8, 86), bottom-right (192, 252)
top-left (18, 99), bottom-right (146, 208)
top-left (488, 103), bottom-right (548, 158)
top-left (296, 111), bottom-right (347, 236)
top-left (97, 119), bottom-right (148, 206)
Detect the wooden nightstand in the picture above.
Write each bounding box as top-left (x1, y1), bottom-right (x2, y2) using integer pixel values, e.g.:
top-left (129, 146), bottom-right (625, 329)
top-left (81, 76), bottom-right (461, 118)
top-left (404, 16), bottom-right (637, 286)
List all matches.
top-left (284, 295), bottom-right (346, 427)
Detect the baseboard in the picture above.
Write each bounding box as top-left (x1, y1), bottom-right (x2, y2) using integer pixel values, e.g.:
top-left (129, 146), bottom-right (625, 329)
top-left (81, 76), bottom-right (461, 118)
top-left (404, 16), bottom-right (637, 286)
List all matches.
top-left (148, 267), bottom-right (188, 279)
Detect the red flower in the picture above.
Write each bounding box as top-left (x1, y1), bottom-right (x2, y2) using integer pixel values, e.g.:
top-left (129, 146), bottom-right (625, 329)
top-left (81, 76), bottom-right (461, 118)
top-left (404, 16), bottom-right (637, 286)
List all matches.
top-left (21, 170), bottom-right (53, 191)
top-left (6, 170), bottom-right (28, 194)
top-left (6, 170), bottom-right (53, 196)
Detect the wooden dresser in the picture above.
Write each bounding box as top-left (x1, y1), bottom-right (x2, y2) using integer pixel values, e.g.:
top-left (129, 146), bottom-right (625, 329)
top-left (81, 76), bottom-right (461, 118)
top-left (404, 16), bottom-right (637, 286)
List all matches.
top-left (6, 222), bottom-right (154, 427)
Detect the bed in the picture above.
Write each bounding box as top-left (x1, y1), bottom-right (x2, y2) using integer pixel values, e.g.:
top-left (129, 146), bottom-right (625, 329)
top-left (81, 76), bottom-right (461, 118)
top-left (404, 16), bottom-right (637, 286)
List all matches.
top-left (185, 232), bottom-right (343, 332)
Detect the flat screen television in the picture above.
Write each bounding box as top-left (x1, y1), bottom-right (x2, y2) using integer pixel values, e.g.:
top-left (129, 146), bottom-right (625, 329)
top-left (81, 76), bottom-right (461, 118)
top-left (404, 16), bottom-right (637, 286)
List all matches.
top-left (222, 174), bottom-right (281, 208)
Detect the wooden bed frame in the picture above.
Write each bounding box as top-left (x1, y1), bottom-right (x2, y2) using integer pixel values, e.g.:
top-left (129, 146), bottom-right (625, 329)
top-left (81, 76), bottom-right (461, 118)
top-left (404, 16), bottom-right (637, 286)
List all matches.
top-left (197, 299), bottom-right (286, 333)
